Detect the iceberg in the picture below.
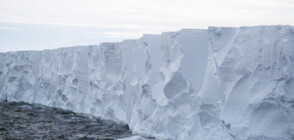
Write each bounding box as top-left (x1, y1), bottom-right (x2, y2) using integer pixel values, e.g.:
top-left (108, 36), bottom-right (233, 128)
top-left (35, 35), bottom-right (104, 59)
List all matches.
top-left (0, 25), bottom-right (293, 140)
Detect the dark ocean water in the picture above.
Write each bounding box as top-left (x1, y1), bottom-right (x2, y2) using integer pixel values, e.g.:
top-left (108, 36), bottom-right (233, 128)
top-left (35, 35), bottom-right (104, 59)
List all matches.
top-left (0, 101), bottom-right (134, 140)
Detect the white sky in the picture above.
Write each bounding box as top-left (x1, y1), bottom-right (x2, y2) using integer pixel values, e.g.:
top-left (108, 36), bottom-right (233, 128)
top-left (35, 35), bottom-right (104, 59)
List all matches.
top-left (0, 0), bottom-right (293, 52)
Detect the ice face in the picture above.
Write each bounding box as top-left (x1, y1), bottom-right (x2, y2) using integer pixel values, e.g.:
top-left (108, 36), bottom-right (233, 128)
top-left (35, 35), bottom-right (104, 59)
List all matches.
top-left (0, 25), bottom-right (294, 140)
top-left (199, 26), bottom-right (294, 140)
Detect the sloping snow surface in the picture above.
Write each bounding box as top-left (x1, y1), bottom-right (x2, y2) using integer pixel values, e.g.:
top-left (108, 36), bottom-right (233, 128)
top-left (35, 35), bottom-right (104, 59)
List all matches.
top-left (0, 25), bottom-right (294, 140)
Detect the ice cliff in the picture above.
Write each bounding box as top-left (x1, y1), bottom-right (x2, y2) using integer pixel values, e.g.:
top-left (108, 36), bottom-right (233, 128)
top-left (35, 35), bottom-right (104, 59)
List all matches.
top-left (0, 25), bottom-right (293, 140)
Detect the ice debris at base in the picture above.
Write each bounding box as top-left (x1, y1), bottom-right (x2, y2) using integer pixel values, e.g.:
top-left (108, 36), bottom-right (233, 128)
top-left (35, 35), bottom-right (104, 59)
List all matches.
top-left (0, 25), bottom-right (294, 140)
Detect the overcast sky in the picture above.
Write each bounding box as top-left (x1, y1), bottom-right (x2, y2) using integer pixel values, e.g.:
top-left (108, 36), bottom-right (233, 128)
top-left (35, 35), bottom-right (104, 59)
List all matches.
top-left (0, 0), bottom-right (293, 52)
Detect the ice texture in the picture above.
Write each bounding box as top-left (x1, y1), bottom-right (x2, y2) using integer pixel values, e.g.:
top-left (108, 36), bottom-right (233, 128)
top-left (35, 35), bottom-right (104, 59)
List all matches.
top-left (198, 26), bottom-right (294, 140)
top-left (0, 25), bottom-right (294, 140)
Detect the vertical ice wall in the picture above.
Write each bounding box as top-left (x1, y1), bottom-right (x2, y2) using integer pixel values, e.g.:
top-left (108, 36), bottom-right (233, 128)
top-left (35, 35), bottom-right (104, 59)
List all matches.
top-left (0, 29), bottom-right (209, 139)
top-left (0, 25), bottom-right (293, 140)
top-left (199, 25), bottom-right (294, 140)
top-left (132, 29), bottom-right (209, 139)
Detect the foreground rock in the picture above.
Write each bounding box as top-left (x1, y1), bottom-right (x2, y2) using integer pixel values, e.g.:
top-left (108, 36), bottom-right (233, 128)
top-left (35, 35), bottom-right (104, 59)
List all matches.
top-left (0, 101), bottom-right (133, 140)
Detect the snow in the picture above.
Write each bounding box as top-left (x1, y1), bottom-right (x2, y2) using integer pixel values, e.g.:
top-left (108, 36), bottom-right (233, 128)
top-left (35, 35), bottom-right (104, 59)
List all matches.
top-left (0, 25), bottom-right (294, 140)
